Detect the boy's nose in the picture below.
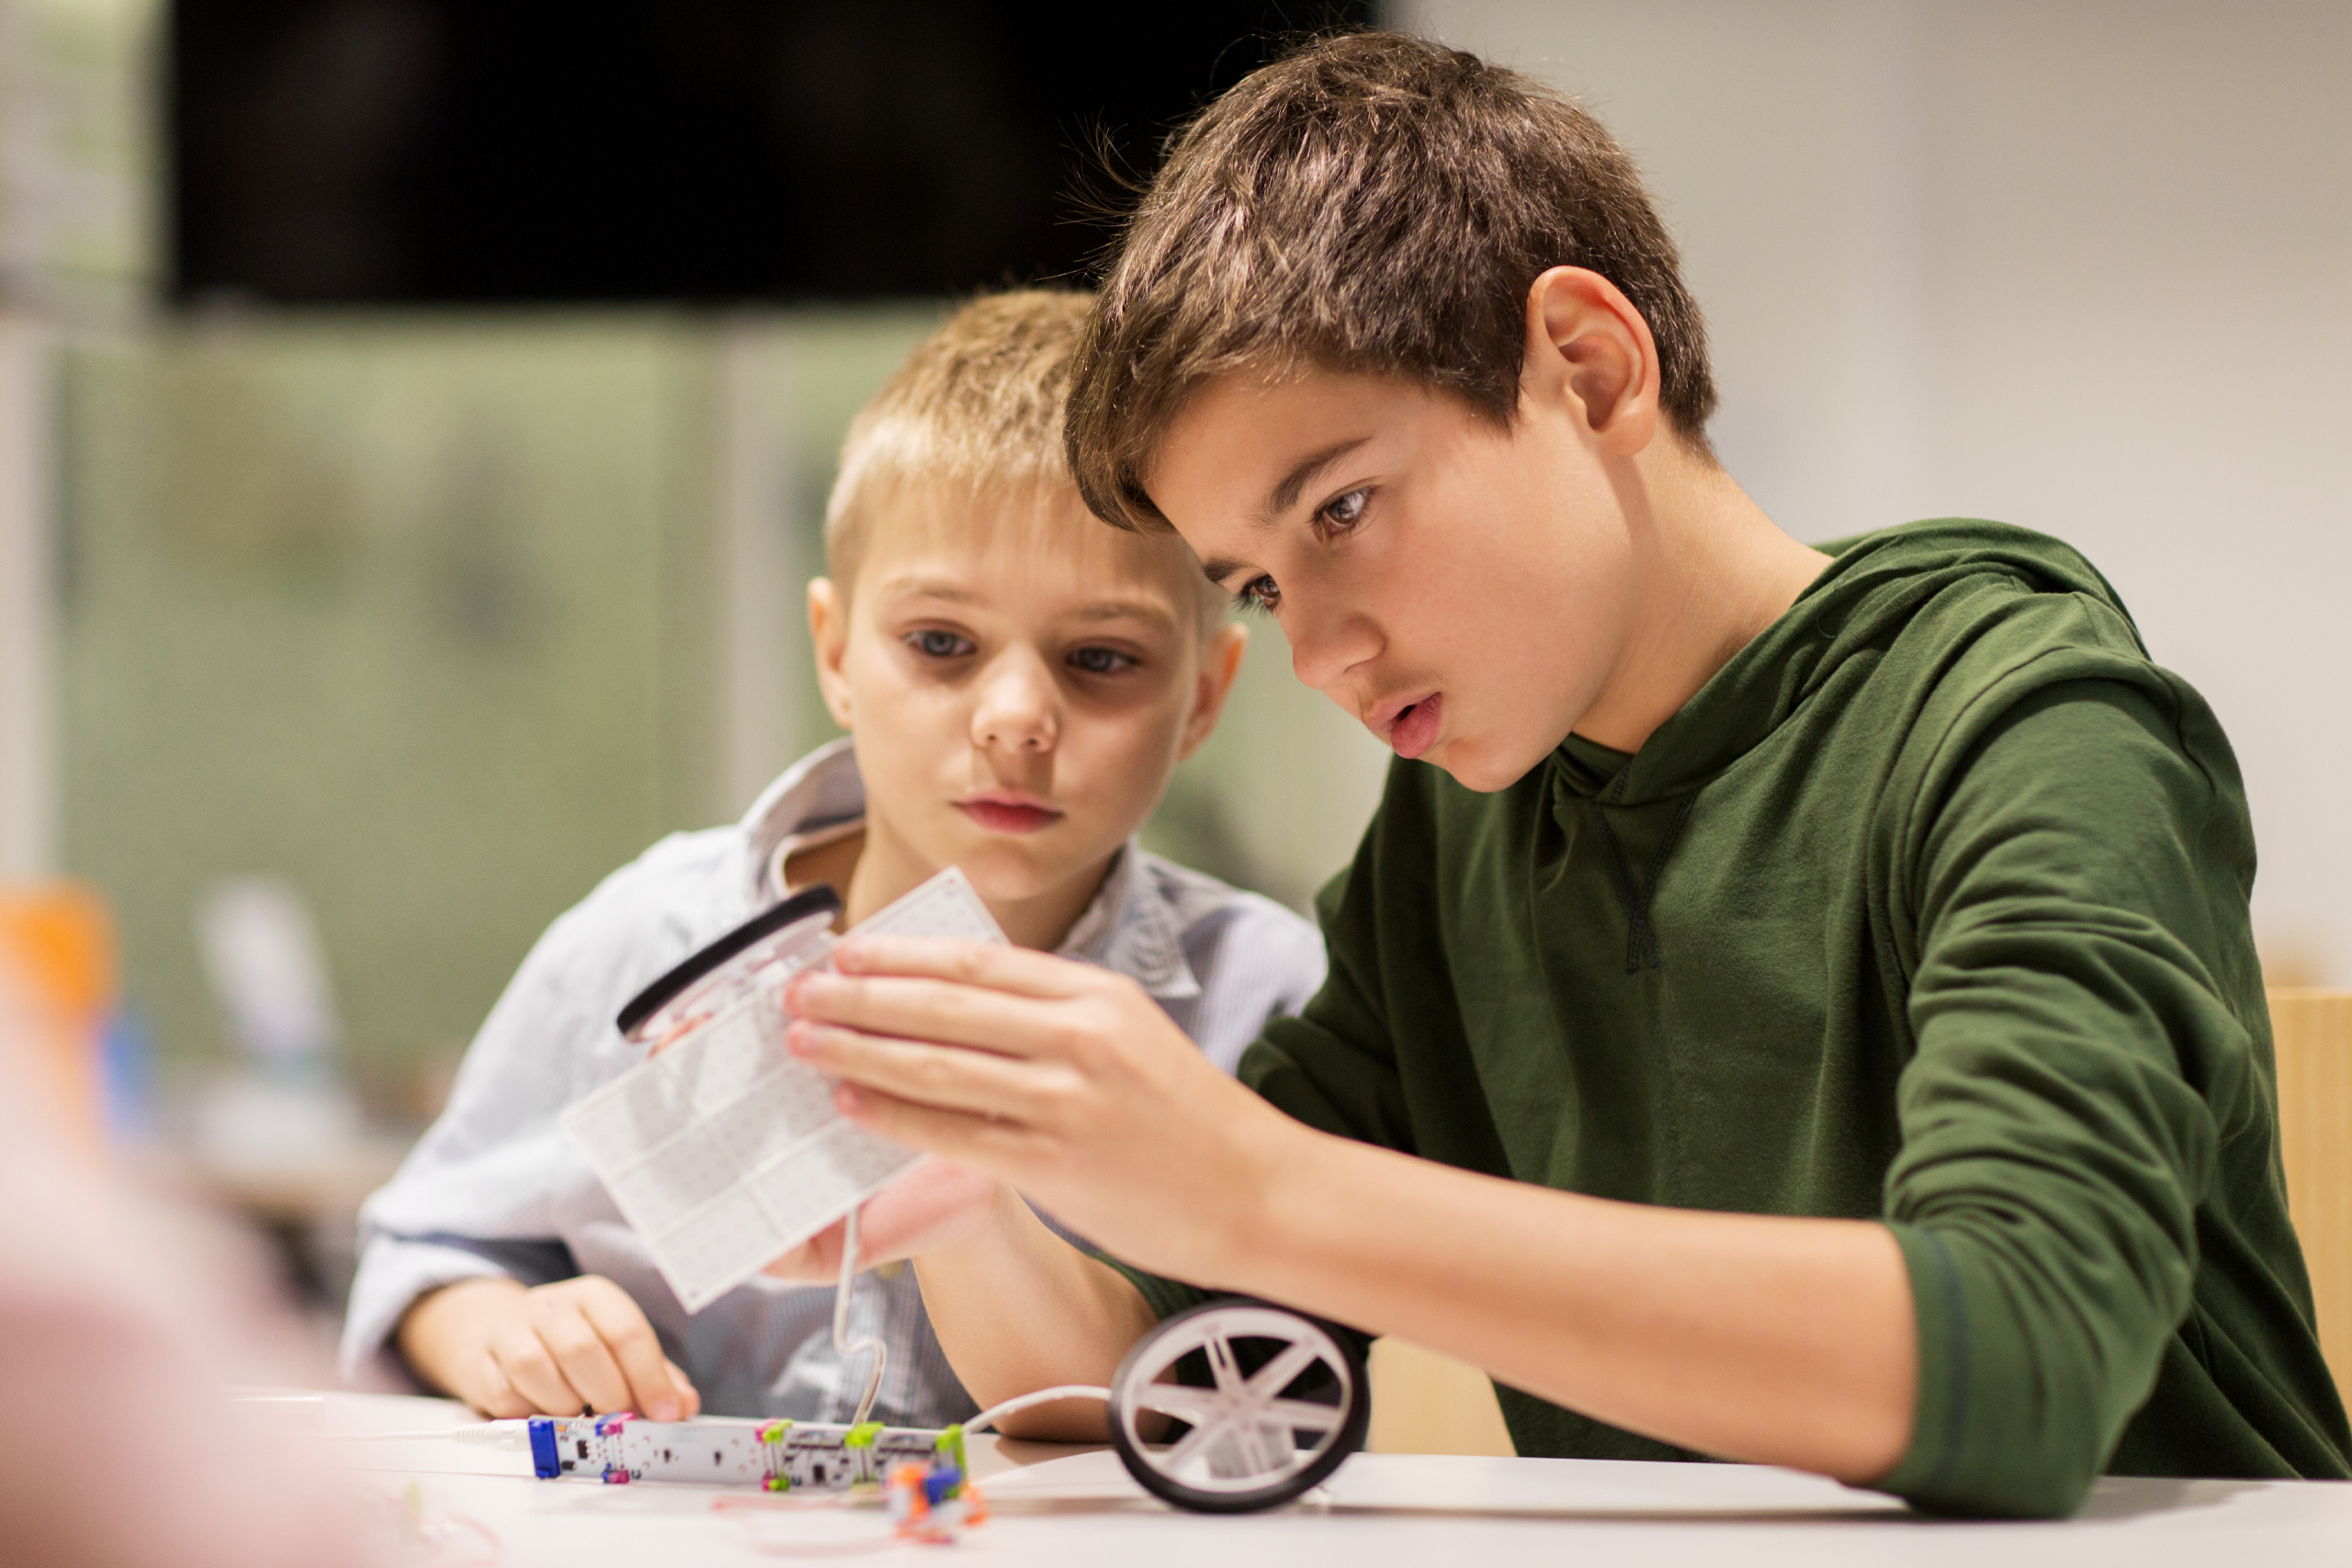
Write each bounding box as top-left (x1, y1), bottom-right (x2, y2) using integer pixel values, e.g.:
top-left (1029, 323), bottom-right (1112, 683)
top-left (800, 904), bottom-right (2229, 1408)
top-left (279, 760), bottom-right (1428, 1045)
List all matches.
top-left (1286, 601), bottom-right (1383, 696)
top-left (971, 649), bottom-right (1059, 753)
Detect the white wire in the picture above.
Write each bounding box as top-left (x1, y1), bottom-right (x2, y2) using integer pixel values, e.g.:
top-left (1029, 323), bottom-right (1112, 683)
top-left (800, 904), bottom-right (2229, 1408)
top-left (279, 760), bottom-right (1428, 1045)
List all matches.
top-left (834, 1205), bottom-right (888, 1429)
top-left (831, 1209), bottom-right (1108, 1438)
top-left (318, 1423), bottom-right (528, 1446)
top-left (960, 1384), bottom-right (1115, 1437)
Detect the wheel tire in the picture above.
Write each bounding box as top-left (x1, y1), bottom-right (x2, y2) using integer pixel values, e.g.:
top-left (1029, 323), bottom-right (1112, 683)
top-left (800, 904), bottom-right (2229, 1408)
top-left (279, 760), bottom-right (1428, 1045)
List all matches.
top-left (1107, 1298), bottom-right (1369, 1514)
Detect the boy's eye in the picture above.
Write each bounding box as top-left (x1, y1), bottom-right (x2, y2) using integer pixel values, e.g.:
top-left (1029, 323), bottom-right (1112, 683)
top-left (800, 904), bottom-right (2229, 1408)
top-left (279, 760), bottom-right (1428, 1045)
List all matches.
top-left (906, 629), bottom-right (975, 659)
top-left (1236, 575), bottom-right (1281, 615)
top-left (1067, 645), bottom-right (1138, 676)
top-left (1315, 487), bottom-right (1370, 537)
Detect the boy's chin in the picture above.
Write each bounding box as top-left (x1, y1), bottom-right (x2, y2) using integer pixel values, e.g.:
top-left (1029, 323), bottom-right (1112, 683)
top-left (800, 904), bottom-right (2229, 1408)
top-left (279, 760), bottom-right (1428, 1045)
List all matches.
top-left (946, 829), bottom-right (1122, 902)
top-left (1430, 731), bottom-right (1553, 794)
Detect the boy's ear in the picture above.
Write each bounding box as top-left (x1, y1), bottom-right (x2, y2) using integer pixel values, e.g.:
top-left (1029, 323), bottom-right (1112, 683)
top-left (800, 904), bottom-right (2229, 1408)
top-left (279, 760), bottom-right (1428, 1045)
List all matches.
top-left (807, 578), bottom-right (856, 731)
top-left (1521, 265), bottom-right (1661, 457)
top-left (1176, 622), bottom-right (1249, 761)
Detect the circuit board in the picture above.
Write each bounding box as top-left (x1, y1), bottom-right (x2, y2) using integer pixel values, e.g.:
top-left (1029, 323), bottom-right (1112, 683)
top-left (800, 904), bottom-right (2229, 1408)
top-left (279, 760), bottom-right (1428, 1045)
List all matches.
top-left (526, 1414), bottom-right (961, 1490)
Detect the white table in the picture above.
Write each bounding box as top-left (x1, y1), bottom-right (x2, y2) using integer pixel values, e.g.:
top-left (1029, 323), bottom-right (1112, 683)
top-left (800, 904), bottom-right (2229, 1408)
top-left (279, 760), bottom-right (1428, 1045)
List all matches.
top-left (318, 1392), bottom-right (2352, 1566)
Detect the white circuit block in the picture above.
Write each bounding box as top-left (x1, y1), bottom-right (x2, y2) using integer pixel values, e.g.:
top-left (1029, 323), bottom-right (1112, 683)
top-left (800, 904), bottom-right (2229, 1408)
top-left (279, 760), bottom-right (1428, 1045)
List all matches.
top-left (562, 867), bottom-right (1007, 1310)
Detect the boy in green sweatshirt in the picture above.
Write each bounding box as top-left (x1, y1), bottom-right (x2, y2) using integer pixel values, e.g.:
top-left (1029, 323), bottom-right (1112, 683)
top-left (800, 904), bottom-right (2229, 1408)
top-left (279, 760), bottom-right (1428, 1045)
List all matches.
top-left (762, 31), bottom-right (2352, 1516)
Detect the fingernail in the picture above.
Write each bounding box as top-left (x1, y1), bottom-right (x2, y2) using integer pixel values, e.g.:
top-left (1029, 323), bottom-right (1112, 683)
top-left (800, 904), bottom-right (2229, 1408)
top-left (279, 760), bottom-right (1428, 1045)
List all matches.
top-left (837, 1085), bottom-right (863, 1114)
top-left (787, 1021), bottom-right (820, 1058)
top-left (650, 1398), bottom-right (679, 1422)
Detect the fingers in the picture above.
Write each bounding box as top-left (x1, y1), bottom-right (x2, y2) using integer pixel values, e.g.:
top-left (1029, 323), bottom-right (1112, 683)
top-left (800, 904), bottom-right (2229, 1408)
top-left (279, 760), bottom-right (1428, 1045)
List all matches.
top-left (828, 936), bottom-right (1094, 998)
top-left (573, 1281), bottom-right (695, 1420)
top-left (487, 1319), bottom-right (588, 1415)
top-left (791, 1018), bottom-right (1068, 1122)
top-left (789, 969), bottom-right (1088, 1061)
top-left (466, 1355), bottom-right (537, 1419)
top-left (838, 1084), bottom-right (1040, 1176)
top-left (532, 1302), bottom-right (635, 1415)
top-left (664, 1359), bottom-right (703, 1418)
top-left (474, 1280), bottom-right (699, 1419)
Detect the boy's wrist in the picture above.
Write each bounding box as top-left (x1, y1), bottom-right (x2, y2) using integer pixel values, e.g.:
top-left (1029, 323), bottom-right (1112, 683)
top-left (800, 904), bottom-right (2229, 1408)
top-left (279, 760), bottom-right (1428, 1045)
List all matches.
top-left (1189, 1097), bottom-right (1327, 1294)
top-left (914, 1178), bottom-right (1032, 1273)
top-left (397, 1276), bottom-right (523, 1393)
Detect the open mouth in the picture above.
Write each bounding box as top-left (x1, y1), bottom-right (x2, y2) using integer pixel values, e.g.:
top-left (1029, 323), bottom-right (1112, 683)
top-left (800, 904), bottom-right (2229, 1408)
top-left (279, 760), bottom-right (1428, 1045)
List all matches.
top-left (955, 796), bottom-right (1064, 835)
top-left (1380, 694), bottom-right (1444, 761)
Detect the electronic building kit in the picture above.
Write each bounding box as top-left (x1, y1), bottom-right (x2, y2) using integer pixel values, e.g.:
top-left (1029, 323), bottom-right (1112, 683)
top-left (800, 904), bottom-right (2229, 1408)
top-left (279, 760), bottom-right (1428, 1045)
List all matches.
top-left (526, 1412), bottom-right (961, 1492)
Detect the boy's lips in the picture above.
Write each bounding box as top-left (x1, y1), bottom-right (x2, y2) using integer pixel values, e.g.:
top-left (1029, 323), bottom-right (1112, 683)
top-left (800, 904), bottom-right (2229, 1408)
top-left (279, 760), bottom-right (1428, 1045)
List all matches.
top-left (1370, 692), bottom-right (1444, 761)
top-left (955, 793), bottom-right (1064, 834)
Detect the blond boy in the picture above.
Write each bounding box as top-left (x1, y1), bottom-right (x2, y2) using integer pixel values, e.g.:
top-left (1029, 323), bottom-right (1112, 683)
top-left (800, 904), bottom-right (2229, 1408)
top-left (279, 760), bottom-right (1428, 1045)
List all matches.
top-left (342, 292), bottom-right (1324, 1426)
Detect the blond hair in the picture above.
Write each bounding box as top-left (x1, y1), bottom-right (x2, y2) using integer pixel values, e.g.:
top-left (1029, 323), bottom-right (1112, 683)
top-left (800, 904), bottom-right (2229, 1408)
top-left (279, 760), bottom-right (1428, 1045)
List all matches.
top-left (825, 290), bottom-right (1225, 635)
top-left (1068, 32), bottom-right (1717, 533)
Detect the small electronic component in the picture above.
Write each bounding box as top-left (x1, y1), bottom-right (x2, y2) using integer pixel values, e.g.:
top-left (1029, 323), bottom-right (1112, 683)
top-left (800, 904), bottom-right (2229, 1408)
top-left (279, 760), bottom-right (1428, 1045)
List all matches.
top-left (526, 1413), bottom-right (966, 1492)
top-left (886, 1459), bottom-right (988, 1541)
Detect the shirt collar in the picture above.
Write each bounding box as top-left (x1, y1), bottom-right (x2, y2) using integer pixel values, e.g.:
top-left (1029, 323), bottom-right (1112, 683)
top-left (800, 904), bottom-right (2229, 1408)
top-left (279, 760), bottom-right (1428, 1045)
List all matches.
top-left (737, 739), bottom-right (1202, 1001)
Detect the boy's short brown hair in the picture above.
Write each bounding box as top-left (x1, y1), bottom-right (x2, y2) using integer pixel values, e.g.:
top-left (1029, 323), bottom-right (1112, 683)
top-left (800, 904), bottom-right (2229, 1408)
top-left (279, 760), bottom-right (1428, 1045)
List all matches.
top-left (1067, 30), bottom-right (1718, 533)
top-left (827, 288), bottom-right (1224, 633)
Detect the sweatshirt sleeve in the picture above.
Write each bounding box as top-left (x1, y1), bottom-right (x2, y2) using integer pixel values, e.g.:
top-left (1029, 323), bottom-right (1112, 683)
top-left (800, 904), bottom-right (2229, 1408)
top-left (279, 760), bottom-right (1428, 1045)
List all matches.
top-left (339, 898), bottom-right (615, 1379)
top-left (1876, 673), bottom-right (2260, 1516)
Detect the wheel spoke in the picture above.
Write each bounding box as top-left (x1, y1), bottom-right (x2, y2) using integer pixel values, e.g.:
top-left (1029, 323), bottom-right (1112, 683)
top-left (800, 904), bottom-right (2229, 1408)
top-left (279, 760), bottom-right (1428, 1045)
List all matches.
top-left (1126, 1383), bottom-right (1217, 1424)
top-left (1259, 1397), bottom-right (1344, 1433)
top-left (1242, 1340), bottom-right (1323, 1403)
top-left (1204, 1331), bottom-right (1245, 1397)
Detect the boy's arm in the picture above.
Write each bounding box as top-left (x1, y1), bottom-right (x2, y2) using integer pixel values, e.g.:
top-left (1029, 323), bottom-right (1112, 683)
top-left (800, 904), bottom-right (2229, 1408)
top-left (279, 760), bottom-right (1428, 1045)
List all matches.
top-left (789, 956), bottom-right (1917, 1475)
top-left (787, 679), bottom-right (2259, 1513)
top-left (910, 1185), bottom-right (1162, 1438)
top-left (347, 874), bottom-right (707, 1420)
top-left (1872, 676), bottom-right (2261, 1511)
top-left (774, 894), bottom-right (1337, 1438)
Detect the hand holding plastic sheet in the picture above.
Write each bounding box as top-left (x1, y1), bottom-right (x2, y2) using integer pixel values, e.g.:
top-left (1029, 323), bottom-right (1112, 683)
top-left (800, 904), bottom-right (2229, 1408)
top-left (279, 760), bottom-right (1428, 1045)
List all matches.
top-left (561, 867), bottom-right (1007, 1312)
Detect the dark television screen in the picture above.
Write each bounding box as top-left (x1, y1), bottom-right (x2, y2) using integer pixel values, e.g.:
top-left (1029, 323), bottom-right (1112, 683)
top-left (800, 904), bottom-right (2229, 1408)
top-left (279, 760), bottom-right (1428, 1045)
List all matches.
top-left (169, 1), bottom-right (1376, 306)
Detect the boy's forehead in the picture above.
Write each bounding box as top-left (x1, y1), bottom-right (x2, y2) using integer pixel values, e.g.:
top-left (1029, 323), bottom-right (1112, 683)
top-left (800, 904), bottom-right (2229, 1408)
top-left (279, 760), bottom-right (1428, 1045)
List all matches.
top-left (861, 480), bottom-right (1200, 614)
top-left (1151, 368), bottom-right (1420, 528)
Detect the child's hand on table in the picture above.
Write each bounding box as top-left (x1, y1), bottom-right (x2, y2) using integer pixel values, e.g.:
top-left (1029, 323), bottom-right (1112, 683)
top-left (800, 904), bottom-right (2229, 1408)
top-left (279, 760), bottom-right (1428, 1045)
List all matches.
top-left (399, 1275), bottom-right (702, 1421)
top-left (782, 936), bottom-right (1296, 1285)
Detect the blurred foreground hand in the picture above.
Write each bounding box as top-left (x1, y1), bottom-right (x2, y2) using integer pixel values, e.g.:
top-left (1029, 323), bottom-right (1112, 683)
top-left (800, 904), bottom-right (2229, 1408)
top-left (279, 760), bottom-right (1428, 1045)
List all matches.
top-left (0, 966), bottom-right (382, 1568)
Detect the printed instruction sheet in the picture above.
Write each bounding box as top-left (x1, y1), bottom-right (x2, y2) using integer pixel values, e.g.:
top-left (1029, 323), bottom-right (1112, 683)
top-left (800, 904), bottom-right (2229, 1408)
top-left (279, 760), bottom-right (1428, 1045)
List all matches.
top-left (562, 867), bottom-right (1006, 1311)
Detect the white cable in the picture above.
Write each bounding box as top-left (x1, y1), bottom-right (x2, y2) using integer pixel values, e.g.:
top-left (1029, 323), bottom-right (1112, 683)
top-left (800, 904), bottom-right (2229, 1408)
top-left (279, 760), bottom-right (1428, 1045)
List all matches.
top-left (961, 1384), bottom-right (1114, 1437)
top-left (319, 1423), bottom-right (530, 1447)
top-left (834, 1204), bottom-right (888, 1429)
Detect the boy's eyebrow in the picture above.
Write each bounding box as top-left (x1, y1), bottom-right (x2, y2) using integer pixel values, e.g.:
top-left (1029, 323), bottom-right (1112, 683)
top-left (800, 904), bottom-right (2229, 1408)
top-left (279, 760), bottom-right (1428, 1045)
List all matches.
top-left (1197, 434), bottom-right (1374, 585)
top-left (1067, 598), bottom-right (1176, 626)
top-left (883, 577), bottom-right (984, 604)
top-left (880, 575), bottom-right (1176, 626)
top-left (1261, 435), bottom-right (1372, 522)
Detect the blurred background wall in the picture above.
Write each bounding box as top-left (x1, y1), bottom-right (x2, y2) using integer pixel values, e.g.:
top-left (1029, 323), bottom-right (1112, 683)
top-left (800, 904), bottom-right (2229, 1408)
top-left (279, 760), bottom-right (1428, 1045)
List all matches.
top-left (0, 1), bottom-right (2345, 1303)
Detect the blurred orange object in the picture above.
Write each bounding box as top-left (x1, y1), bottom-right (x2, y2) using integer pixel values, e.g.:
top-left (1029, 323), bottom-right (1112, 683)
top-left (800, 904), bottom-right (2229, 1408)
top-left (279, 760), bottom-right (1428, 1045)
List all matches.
top-left (0, 882), bottom-right (115, 1151)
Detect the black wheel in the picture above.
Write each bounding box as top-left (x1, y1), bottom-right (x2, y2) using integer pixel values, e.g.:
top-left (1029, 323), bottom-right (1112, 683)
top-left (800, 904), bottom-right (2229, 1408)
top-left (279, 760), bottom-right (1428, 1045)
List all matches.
top-left (1107, 1299), bottom-right (1368, 1514)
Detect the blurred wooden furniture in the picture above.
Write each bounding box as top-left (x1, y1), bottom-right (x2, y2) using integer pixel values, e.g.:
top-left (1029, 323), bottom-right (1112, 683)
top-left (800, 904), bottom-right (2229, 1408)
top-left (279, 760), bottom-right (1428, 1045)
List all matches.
top-left (2269, 989), bottom-right (2352, 1407)
top-left (1366, 1337), bottom-right (1515, 1456)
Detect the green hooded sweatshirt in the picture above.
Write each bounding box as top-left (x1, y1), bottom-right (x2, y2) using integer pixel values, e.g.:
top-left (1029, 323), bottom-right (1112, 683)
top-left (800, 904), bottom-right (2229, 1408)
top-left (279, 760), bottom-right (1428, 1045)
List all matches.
top-left (1115, 519), bottom-right (2351, 1517)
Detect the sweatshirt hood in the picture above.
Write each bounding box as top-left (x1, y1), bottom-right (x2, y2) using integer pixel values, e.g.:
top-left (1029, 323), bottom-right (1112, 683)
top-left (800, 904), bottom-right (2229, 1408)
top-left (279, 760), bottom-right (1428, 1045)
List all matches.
top-left (1548, 518), bottom-right (2142, 806)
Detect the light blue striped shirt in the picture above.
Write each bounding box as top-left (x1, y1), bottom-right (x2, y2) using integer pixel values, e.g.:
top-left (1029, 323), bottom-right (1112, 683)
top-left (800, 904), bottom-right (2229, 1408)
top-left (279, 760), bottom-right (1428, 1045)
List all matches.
top-left (342, 739), bottom-right (1327, 1425)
